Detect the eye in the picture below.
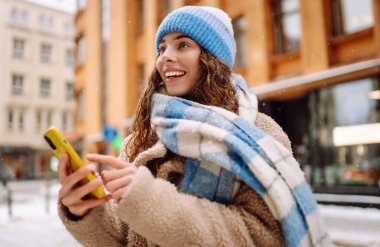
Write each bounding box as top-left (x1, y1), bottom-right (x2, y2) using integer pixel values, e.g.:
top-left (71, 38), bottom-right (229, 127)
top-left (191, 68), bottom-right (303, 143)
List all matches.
top-left (158, 46), bottom-right (166, 55)
top-left (178, 42), bottom-right (190, 49)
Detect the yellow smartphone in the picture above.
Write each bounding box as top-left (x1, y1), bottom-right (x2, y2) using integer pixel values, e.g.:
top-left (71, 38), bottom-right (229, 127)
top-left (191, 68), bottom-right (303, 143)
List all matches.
top-left (43, 126), bottom-right (105, 199)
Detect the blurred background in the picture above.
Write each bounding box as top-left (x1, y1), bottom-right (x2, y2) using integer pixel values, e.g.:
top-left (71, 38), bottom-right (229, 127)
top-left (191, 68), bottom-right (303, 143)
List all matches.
top-left (0, 0), bottom-right (380, 246)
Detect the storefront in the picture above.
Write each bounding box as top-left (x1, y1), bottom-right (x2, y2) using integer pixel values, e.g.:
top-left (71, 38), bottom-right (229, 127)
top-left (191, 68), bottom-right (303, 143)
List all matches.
top-left (256, 58), bottom-right (380, 206)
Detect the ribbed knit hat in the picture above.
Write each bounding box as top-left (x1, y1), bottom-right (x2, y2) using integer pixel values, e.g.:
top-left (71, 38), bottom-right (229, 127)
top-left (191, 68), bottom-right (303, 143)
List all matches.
top-left (155, 6), bottom-right (236, 68)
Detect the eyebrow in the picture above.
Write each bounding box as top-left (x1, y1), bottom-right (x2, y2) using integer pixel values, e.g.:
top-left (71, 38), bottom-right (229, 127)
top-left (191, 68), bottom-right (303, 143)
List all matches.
top-left (160, 34), bottom-right (190, 44)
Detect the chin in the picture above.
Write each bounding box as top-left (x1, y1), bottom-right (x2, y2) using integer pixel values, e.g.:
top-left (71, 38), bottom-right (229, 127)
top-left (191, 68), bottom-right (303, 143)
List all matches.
top-left (167, 89), bottom-right (189, 97)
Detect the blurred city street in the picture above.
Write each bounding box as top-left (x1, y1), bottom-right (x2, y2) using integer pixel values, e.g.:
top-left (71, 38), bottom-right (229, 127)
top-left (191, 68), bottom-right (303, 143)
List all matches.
top-left (1, 179), bottom-right (380, 247)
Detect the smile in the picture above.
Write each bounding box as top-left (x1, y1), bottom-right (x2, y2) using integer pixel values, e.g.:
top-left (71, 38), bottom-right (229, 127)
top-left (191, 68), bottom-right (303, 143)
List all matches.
top-left (164, 70), bottom-right (186, 79)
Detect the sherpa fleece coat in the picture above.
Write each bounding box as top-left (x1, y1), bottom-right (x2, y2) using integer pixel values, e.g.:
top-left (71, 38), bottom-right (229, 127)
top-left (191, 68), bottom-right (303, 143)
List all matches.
top-left (58, 112), bottom-right (291, 247)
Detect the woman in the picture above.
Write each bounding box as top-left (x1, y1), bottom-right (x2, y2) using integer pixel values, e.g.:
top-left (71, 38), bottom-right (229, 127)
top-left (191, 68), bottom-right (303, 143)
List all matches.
top-left (58, 6), bottom-right (330, 247)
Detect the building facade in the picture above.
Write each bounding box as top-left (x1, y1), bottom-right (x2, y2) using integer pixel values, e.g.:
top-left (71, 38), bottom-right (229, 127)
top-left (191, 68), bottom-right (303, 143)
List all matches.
top-left (74, 0), bottom-right (380, 202)
top-left (0, 0), bottom-right (75, 179)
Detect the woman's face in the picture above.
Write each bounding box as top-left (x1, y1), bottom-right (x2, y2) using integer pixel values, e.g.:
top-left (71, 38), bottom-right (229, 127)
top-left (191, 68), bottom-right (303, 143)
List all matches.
top-left (156, 32), bottom-right (202, 97)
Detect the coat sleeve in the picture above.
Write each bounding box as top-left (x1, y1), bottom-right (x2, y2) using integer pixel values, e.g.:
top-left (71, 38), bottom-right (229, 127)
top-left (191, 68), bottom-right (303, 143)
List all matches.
top-left (58, 200), bottom-right (129, 247)
top-left (116, 166), bottom-right (284, 247)
top-left (255, 112), bottom-right (292, 152)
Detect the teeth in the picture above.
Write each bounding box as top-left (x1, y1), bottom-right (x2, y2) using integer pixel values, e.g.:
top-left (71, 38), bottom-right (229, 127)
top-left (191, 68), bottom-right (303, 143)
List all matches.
top-left (165, 71), bottom-right (185, 77)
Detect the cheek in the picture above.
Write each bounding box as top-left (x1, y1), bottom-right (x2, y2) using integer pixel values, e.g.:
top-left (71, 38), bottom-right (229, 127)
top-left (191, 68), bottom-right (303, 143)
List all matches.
top-left (155, 58), bottom-right (164, 73)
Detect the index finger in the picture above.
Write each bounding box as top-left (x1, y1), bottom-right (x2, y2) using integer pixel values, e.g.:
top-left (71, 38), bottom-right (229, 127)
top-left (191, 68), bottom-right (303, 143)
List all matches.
top-left (58, 153), bottom-right (69, 182)
top-left (86, 154), bottom-right (128, 169)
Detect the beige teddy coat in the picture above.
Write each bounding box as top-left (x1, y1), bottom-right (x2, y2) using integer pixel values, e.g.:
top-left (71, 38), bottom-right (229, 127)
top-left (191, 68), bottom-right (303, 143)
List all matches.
top-left (58, 112), bottom-right (292, 247)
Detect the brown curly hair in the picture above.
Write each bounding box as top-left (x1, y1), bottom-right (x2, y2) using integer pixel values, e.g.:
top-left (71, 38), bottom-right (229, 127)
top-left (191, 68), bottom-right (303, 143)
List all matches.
top-left (127, 49), bottom-right (239, 162)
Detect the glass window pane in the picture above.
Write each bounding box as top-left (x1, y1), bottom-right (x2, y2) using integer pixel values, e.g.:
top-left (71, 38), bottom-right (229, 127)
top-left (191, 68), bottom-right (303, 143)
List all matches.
top-left (40, 79), bottom-right (51, 97)
top-left (282, 13), bottom-right (301, 52)
top-left (19, 111), bottom-right (24, 131)
top-left (12, 75), bottom-right (23, 95)
top-left (311, 78), bottom-right (380, 188)
top-left (333, 79), bottom-right (376, 126)
top-left (8, 109), bottom-right (14, 130)
top-left (40, 44), bottom-right (51, 63)
top-left (233, 17), bottom-right (247, 68)
top-left (77, 0), bottom-right (87, 11)
top-left (341, 0), bottom-right (373, 34)
top-left (36, 110), bottom-right (42, 132)
top-left (272, 0), bottom-right (301, 54)
top-left (78, 91), bottom-right (85, 120)
top-left (77, 38), bottom-right (85, 65)
top-left (47, 111), bottom-right (52, 128)
top-left (283, 0), bottom-right (299, 12)
top-left (66, 82), bottom-right (74, 100)
top-left (10, 8), bottom-right (17, 21)
top-left (13, 39), bottom-right (25, 59)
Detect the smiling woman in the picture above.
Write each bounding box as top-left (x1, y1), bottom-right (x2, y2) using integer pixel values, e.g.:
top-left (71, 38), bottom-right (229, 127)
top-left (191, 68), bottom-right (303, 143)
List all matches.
top-left (56, 5), bottom-right (331, 247)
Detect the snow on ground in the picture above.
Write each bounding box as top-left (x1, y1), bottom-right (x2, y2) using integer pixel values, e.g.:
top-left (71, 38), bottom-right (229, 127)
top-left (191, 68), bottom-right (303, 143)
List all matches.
top-left (0, 179), bottom-right (80, 247)
top-left (319, 204), bottom-right (380, 247)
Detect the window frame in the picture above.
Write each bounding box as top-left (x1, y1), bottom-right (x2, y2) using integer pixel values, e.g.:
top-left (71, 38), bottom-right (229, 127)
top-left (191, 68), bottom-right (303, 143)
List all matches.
top-left (12, 38), bottom-right (25, 59)
top-left (40, 43), bottom-right (52, 63)
top-left (330, 0), bottom-right (374, 36)
top-left (65, 81), bottom-right (74, 100)
top-left (11, 74), bottom-right (24, 95)
top-left (40, 78), bottom-right (51, 97)
top-left (271, 0), bottom-right (301, 55)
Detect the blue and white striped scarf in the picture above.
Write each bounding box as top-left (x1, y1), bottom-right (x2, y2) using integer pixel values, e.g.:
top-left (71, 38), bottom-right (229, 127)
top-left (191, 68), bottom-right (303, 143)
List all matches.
top-left (151, 75), bottom-right (331, 247)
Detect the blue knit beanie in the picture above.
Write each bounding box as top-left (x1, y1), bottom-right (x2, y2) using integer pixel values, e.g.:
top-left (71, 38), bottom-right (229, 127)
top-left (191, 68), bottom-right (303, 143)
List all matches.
top-left (155, 6), bottom-right (236, 68)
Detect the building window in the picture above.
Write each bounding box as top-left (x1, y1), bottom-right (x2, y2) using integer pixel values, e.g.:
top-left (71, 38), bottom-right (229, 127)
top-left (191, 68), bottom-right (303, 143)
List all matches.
top-left (78, 90), bottom-right (85, 121)
top-left (272, 0), bottom-right (301, 54)
top-left (48, 16), bottom-right (54, 29)
top-left (36, 110), bottom-right (42, 132)
top-left (12, 75), bottom-right (23, 95)
top-left (77, 0), bottom-right (87, 11)
top-left (65, 49), bottom-right (74, 66)
top-left (21, 11), bottom-right (28, 22)
top-left (7, 109), bottom-right (14, 130)
top-left (19, 110), bottom-right (24, 131)
top-left (38, 14), bottom-right (44, 26)
top-left (40, 44), bottom-right (51, 63)
top-left (64, 21), bottom-right (72, 33)
top-left (137, 0), bottom-right (144, 29)
top-left (62, 111), bottom-right (68, 131)
top-left (331, 0), bottom-right (374, 35)
top-left (66, 82), bottom-right (74, 100)
top-left (77, 38), bottom-right (85, 65)
top-left (40, 78), bottom-right (51, 97)
top-left (13, 38), bottom-right (25, 59)
top-left (10, 8), bottom-right (17, 21)
top-left (46, 111), bottom-right (53, 128)
top-left (233, 17), bottom-right (247, 68)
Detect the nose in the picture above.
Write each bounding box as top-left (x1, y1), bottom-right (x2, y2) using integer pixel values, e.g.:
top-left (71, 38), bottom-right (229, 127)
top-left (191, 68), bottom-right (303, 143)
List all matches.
top-left (160, 46), bottom-right (177, 62)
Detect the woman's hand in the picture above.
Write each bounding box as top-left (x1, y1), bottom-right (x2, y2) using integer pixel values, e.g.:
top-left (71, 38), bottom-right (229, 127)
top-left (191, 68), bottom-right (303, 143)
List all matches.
top-left (86, 154), bottom-right (138, 203)
top-left (58, 154), bottom-right (111, 217)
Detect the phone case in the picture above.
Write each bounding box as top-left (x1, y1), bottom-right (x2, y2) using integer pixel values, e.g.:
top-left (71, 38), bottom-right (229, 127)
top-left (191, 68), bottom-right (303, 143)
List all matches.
top-left (43, 126), bottom-right (106, 199)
